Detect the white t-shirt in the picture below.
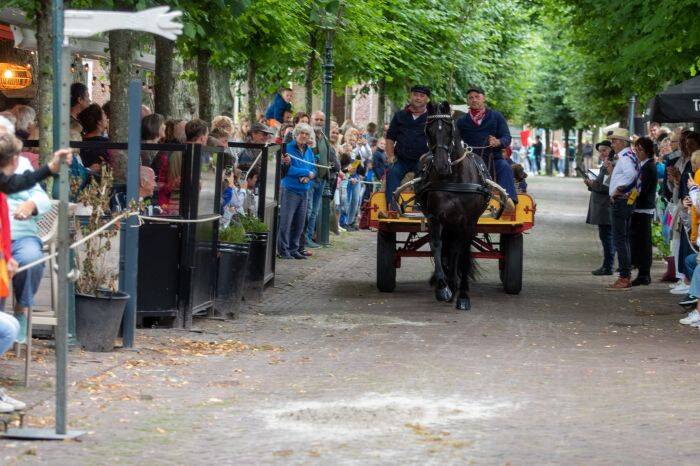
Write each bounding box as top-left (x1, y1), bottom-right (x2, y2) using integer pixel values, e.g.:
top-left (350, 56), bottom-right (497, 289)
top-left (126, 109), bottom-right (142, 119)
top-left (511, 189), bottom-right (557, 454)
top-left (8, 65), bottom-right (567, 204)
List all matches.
top-left (609, 147), bottom-right (638, 199)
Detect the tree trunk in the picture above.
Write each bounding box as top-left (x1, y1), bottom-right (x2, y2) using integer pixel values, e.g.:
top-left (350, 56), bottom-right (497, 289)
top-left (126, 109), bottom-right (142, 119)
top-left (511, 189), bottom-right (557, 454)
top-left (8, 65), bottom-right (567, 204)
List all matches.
top-left (173, 57), bottom-right (197, 119)
top-left (563, 128), bottom-right (571, 177)
top-left (591, 125), bottom-right (600, 164)
top-left (108, 24), bottom-right (135, 186)
top-left (304, 33), bottom-right (317, 115)
top-left (211, 68), bottom-right (232, 117)
top-left (108, 29), bottom-right (135, 143)
top-left (246, 57), bottom-right (257, 124)
top-left (576, 127), bottom-right (584, 175)
top-left (35, 0), bottom-right (53, 163)
top-left (154, 35), bottom-right (174, 117)
top-left (377, 77), bottom-right (386, 136)
top-left (544, 128), bottom-right (552, 176)
top-left (196, 48), bottom-right (212, 124)
top-left (343, 86), bottom-right (353, 123)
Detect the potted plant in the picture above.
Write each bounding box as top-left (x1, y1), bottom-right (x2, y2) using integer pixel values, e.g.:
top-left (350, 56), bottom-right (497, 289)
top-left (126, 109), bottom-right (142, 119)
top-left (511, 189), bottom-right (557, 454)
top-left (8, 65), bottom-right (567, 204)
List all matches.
top-left (239, 214), bottom-right (269, 300)
top-left (215, 222), bottom-right (250, 318)
top-left (73, 169), bottom-right (130, 352)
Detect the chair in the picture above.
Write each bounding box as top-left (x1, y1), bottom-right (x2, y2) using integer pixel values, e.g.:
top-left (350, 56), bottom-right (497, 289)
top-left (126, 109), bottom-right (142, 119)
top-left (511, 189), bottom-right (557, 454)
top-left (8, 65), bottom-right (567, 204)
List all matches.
top-left (12, 200), bottom-right (60, 386)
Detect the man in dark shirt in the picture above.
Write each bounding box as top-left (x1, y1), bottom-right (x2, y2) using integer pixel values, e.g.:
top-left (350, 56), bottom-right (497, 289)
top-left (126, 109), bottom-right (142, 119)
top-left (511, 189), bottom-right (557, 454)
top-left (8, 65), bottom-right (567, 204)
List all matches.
top-left (532, 135), bottom-right (543, 174)
top-left (629, 137), bottom-right (658, 286)
top-left (384, 85), bottom-right (431, 211)
top-left (455, 86), bottom-right (517, 204)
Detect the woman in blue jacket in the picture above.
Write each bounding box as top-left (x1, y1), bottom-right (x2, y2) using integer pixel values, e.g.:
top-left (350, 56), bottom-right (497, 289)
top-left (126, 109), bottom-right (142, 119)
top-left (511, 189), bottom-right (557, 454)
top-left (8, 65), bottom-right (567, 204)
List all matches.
top-left (278, 123), bottom-right (317, 259)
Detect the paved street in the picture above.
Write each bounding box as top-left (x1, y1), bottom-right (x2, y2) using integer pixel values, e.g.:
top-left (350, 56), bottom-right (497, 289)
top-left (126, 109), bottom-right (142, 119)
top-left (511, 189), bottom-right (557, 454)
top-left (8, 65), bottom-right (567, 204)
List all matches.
top-left (3, 175), bottom-right (700, 465)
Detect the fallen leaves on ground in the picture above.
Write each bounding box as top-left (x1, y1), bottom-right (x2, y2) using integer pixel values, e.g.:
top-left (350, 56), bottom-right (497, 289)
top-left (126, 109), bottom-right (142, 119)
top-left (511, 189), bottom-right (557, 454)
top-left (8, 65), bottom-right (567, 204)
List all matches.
top-left (405, 423), bottom-right (471, 449)
top-left (148, 338), bottom-right (283, 357)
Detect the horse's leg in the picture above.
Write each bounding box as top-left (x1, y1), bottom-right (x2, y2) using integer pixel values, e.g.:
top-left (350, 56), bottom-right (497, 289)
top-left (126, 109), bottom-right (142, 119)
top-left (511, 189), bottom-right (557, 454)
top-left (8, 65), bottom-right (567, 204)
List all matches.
top-left (445, 234), bottom-right (459, 301)
top-left (429, 219), bottom-right (452, 302)
top-left (456, 232), bottom-right (475, 311)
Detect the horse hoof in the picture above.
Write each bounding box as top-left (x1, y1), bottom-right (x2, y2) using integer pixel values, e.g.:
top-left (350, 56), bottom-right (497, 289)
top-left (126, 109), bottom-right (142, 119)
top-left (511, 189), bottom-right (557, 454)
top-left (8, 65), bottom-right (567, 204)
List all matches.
top-left (455, 297), bottom-right (471, 311)
top-left (436, 287), bottom-right (453, 302)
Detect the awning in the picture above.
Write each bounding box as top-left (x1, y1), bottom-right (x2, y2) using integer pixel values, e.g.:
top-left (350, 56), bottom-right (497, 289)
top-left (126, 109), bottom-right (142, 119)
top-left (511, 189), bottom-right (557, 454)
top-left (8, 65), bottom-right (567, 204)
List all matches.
top-left (647, 76), bottom-right (700, 123)
top-left (0, 23), bottom-right (13, 41)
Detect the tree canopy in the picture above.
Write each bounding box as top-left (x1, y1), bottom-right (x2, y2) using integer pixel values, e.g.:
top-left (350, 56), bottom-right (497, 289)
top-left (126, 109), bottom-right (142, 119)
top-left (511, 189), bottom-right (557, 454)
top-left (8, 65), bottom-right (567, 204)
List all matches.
top-left (10, 0), bottom-right (700, 130)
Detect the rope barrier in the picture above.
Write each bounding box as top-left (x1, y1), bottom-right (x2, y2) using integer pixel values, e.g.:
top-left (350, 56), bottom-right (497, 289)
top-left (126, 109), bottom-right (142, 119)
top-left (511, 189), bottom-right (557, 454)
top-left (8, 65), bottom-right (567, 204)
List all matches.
top-left (139, 214), bottom-right (221, 224)
top-left (285, 153), bottom-right (333, 170)
top-left (15, 252), bottom-right (57, 275)
top-left (244, 151), bottom-right (263, 180)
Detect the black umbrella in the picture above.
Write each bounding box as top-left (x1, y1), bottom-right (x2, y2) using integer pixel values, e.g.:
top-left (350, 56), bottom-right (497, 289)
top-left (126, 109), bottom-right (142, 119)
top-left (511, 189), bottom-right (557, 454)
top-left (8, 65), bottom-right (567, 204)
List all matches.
top-left (647, 76), bottom-right (700, 123)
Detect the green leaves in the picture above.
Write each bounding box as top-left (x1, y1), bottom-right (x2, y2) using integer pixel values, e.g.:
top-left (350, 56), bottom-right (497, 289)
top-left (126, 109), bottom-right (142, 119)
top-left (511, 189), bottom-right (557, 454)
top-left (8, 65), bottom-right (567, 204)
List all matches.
top-left (531, 0), bottom-right (700, 127)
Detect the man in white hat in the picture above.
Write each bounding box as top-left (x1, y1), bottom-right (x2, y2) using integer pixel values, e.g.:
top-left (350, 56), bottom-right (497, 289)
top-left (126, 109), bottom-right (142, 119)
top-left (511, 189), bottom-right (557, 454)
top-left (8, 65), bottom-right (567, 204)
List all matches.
top-left (605, 128), bottom-right (640, 290)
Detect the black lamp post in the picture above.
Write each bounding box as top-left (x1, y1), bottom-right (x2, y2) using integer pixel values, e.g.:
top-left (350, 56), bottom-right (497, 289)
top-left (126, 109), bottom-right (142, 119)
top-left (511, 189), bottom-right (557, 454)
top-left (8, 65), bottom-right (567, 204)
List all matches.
top-left (317, 26), bottom-right (335, 246)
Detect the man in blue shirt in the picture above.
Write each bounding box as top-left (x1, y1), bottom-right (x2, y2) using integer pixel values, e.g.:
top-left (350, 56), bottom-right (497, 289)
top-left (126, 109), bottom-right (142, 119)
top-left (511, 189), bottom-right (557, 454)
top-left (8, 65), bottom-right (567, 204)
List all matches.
top-left (384, 85), bottom-right (431, 211)
top-left (455, 86), bottom-right (517, 204)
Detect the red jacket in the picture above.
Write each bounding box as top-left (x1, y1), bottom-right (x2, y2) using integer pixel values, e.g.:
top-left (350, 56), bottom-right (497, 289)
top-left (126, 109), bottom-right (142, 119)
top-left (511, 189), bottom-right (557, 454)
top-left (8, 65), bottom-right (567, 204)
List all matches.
top-left (0, 193), bottom-right (11, 261)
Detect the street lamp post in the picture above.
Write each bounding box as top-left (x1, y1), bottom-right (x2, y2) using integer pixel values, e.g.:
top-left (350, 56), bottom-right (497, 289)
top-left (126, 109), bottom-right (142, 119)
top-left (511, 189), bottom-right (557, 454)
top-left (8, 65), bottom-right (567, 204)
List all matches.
top-left (318, 27), bottom-right (335, 246)
top-left (628, 94), bottom-right (637, 136)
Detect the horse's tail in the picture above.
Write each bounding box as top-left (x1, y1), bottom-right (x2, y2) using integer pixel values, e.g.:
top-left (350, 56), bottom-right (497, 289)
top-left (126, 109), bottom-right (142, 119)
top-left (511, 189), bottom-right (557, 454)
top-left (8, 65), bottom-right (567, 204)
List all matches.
top-left (466, 246), bottom-right (480, 281)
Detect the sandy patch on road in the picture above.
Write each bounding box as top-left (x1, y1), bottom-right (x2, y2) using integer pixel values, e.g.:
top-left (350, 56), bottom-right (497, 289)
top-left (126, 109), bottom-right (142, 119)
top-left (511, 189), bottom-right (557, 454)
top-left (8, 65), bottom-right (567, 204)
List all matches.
top-left (272, 313), bottom-right (436, 330)
top-left (259, 392), bottom-right (515, 439)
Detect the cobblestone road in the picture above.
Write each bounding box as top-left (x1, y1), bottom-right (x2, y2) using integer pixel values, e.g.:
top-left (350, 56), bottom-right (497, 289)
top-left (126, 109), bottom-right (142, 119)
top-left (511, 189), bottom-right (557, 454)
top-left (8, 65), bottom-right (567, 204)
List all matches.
top-left (3, 176), bottom-right (700, 465)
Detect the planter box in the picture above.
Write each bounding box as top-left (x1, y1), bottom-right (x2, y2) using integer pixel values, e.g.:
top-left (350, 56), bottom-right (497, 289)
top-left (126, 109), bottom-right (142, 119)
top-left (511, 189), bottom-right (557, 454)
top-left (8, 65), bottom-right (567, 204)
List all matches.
top-left (75, 290), bottom-right (129, 352)
top-left (215, 242), bottom-right (250, 318)
top-left (244, 232), bottom-right (268, 301)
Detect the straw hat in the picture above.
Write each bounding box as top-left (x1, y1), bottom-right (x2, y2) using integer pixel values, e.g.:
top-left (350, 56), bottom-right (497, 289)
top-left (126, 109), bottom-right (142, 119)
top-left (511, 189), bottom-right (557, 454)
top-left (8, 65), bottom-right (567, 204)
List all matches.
top-left (606, 128), bottom-right (631, 142)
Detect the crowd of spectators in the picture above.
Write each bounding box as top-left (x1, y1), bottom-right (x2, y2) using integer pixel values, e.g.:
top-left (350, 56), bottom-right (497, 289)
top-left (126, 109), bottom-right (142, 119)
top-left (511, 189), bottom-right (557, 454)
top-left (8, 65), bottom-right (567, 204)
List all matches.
top-left (265, 88), bottom-right (387, 258)
top-left (581, 122), bottom-right (700, 329)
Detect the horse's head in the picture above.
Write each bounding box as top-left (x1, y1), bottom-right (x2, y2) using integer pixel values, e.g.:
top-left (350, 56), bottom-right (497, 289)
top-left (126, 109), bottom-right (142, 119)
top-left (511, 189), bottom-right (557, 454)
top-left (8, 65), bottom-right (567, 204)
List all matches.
top-left (426, 101), bottom-right (456, 176)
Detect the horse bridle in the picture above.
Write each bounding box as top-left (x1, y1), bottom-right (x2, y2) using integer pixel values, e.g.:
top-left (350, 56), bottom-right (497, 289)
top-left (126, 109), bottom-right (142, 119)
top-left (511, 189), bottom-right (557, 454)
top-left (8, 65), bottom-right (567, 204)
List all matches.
top-left (426, 114), bottom-right (454, 156)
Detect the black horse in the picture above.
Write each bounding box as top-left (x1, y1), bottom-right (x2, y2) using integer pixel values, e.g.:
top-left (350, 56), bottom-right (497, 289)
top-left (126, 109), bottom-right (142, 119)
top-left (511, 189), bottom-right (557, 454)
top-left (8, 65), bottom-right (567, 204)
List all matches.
top-left (416, 101), bottom-right (492, 311)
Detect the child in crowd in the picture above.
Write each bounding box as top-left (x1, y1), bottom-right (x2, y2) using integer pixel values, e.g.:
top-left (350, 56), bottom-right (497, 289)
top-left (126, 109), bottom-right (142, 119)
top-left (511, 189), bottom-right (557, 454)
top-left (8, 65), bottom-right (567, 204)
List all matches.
top-left (221, 168), bottom-right (248, 227)
top-left (337, 152), bottom-right (352, 229)
top-left (512, 163), bottom-right (527, 194)
top-left (363, 159), bottom-right (375, 201)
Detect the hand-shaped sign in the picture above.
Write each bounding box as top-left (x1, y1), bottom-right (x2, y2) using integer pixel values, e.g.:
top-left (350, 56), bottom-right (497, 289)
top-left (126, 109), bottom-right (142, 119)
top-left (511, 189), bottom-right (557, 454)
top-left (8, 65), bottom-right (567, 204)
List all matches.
top-left (64, 6), bottom-right (183, 40)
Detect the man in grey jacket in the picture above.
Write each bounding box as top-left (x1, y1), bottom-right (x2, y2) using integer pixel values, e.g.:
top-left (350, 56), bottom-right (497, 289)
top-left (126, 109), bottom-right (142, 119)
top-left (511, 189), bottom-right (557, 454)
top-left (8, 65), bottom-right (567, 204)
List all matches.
top-left (585, 140), bottom-right (615, 275)
top-left (305, 111), bottom-right (339, 247)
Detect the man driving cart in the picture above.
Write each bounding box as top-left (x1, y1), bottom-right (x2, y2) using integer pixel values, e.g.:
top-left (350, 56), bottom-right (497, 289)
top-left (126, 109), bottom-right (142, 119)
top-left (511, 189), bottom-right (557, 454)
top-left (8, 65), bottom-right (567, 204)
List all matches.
top-left (384, 85), bottom-right (432, 212)
top-left (455, 86), bottom-right (517, 208)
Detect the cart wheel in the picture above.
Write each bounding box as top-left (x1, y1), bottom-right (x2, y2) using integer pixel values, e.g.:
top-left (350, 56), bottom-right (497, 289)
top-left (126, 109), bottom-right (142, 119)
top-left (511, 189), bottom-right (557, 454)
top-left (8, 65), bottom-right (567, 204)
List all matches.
top-left (502, 234), bottom-right (523, 294)
top-left (499, 235), bottom-right (509, 284)
top-left (377, 231), bottom-right (396, 292)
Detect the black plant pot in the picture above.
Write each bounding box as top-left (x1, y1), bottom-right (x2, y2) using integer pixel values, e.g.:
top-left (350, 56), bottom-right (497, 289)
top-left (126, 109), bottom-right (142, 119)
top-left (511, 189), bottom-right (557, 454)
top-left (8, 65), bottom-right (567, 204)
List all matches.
top-left (244, 232), bottom-right (268, 301)
top-left (75, 290), bottom-right (129, 352)
top-left (215, 242), bottom-right (250, 318)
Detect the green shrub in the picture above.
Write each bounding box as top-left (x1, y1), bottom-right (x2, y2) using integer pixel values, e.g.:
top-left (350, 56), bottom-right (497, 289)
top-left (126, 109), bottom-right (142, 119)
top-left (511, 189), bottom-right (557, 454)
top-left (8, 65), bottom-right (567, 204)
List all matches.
top-left (239, 214), bottom-right (268, 234)
top-left (219, 222), bottom-right (249, 244)
top-left (651, 220), bottom-right (670, 258)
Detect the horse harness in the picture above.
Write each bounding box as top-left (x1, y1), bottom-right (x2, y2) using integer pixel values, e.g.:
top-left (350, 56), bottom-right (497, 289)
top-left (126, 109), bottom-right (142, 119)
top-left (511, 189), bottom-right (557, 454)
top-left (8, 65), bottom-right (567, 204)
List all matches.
top-left (415, 114), bottom-right (493, 200)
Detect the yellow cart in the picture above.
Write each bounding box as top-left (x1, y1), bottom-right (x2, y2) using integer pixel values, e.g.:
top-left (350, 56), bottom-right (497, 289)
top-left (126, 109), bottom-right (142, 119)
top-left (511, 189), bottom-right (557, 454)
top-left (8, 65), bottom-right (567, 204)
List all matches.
top-left (368, 192), bottom-right (536, 294)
